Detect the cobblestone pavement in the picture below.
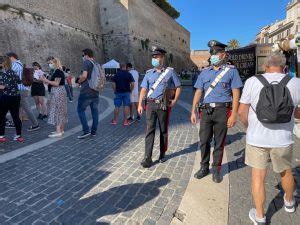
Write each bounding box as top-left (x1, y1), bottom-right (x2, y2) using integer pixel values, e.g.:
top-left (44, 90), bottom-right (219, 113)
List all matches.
top-left (227, 122), bottom-right (300, 225)
top-left (0, 87), bottom-right (199, 224)
top-left (0, 89), bottom-right (108, 155)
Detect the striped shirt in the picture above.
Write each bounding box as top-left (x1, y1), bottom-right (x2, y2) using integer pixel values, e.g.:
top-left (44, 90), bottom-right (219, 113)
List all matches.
top-left (12, 60), bottom-right (28, 91)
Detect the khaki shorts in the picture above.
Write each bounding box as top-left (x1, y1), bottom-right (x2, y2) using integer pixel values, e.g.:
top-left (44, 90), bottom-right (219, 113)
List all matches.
top-left (245, 144), bottom-right (293, 173)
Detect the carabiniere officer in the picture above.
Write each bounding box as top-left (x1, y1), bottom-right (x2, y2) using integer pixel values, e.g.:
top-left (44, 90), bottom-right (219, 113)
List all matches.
top-left (191, 40), bottom-right (243, 183)
top-left (138, 47), bottom-right (181, 168)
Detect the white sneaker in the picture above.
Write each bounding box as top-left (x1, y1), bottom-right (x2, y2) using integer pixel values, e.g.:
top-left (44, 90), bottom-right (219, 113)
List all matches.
top-left (284, 194), bottom-right (296, 213)
top-left (51, 131), bottom-right (65, 134)
top-left (48, 132), bottom-right (63, 138)
top-left (249, 208), bottom-right (266, 225)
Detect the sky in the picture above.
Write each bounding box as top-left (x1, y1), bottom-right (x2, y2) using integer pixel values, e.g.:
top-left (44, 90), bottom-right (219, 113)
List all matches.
top-left (168, 0), bottom-right (290, 50)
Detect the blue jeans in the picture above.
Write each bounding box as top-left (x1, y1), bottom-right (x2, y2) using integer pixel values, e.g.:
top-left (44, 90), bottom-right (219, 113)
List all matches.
top-left (65, 85), bottom-right (73, 101)
top-left (77, 95), bottom-right (99, 134)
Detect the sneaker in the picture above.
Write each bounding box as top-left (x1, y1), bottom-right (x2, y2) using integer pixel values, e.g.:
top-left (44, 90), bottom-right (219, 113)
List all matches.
top-left (194, 168), bottom-right (209, 179)
top-left (27, 125), bottom-right (40, 132)
top-left (111, 119), bottom-right (117, 125)
top-left (123, 119), bottom-right (130, 126)
top-left (13, 135), bottom-right (24, 143)
top-left (42, 115), bottom-right (48, 120)
top-left (91, 131), bottom-right (97, 137)
top-left (0, 136), bottom-right (7, 143)
top-left (136, 115), bottom-right (141, 122)
top-left (37, 114), bottom-right (43, 120)
top-left (48, 132), bottom-right (63, 138)
top-left (5, 121), bottom-right (15, 129)
top-left (51, 131), bottom-right (65, 134)
top-left (77, 132), bottom-right (91, 139)
top-left (249, 208), bottom-right (266, 225)
top-left (127, 117), bottom-right (135, 125)
top-left (284, 194), bottom-right (296, 213)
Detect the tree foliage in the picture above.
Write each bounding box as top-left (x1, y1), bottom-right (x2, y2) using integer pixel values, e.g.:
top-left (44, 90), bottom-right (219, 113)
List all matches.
top-left (227, 39), bottom-right (240, 50)
top-left (152, 0), bottom-right (180, 19)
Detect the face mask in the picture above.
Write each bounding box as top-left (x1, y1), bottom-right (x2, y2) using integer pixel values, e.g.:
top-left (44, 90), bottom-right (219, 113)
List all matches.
top-left (152, 58), bottom-right (160, 68)
top-left (49, 64), bottom-right (54, 69)
top-left (210, 55), bottom-right (221, 65)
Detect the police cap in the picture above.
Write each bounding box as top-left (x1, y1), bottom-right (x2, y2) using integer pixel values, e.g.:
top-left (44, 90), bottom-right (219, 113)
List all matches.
top-left (151, 46), bottom-right (167, 56)
top-left (208, 40), bottom-right (227, 55)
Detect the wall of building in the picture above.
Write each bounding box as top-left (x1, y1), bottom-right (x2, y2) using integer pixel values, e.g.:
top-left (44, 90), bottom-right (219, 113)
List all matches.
top-left (1, 0), bottom-right (102, 34)
top-left (99, 0), bottom-right (130, 63)
top-left (190, 50), bottom-right (210, 69)
top-left (0, 2), bottom-right (103, 74)
top-left (255, 0), bottom-right (300, 45)
top-left (99, 0), bottom-right (192, 72)
top-left (128, 0), bottom-right (191, 72)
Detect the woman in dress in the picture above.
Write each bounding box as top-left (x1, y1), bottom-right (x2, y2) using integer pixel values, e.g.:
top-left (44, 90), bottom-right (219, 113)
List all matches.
top-left (0, 55), bottom-right (23, 142)
top-left (31, 62), bottom-right (47, 120)
top-left (40, 58), bottom-right (67, 138)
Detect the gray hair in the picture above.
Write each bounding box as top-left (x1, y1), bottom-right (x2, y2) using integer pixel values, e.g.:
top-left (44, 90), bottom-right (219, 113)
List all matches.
top-left (264, 52), bottom-right (286, 68)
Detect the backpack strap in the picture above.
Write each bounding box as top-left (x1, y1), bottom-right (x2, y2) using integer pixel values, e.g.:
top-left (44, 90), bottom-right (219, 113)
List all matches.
top-left (255, 75), bottom-right (269, 87)
top-left (279, 75), bottom-right (291, 87)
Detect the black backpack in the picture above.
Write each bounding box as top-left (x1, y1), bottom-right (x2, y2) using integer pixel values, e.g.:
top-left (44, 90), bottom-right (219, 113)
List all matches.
top-left (254, 75), bottom-right (294, 124)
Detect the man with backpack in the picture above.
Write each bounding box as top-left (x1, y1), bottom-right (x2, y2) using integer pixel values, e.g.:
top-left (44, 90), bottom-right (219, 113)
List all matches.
top-left (77, 49), bottom-right (104, 139)
top-left (238, 52), bottom-right (300, 225)
top-left (6, 52), bottom-right (40, 132)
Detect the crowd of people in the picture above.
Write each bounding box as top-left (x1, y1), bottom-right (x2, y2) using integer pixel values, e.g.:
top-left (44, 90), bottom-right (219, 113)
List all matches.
top-left (0, 49), bottom-right (97, 141)
top-left (0, 40), bottom-right (299, 225)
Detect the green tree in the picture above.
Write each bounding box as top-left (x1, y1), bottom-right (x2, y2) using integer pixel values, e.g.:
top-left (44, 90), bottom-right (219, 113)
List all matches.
top-left (227, 39), bottom-right (240, 50)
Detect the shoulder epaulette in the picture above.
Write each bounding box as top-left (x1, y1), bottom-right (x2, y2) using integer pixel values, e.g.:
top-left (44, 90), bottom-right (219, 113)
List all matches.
top-left (146, 69), bottom-right (155, 73)
top-left (226, 65), bottom-right (236, 69)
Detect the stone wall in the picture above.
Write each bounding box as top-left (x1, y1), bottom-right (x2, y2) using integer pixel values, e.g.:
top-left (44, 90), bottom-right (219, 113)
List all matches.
top-left (99, 0), bottom-right (130, 64)
top-left (0, 2), bottom-right (103, 74)
top-left (99, 0), bottom-right (192, 73)
top-left (190, 50), bottom-right (210, 69)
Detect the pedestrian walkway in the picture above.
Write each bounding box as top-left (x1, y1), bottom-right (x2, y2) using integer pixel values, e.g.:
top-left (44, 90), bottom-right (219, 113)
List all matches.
top-left (0, 88), bottom-right (199, 224)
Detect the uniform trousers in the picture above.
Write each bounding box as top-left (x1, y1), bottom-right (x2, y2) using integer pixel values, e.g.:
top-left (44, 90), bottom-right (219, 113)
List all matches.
top-left (145, 102), bottom-right (171, 161)
top-left (200, 107), bottom-right (231, 172)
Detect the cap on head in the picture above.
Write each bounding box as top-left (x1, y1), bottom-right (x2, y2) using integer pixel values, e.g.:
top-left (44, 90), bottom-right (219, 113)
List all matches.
top-left (151, 46), bottom-right (167, 56)
top-left (208, 40), bottom-right (227, 55)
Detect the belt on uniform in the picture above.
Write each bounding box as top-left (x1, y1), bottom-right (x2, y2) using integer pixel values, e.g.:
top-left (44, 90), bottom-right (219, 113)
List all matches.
top-left (203, 102), bottom-right (231, 108)
top-left (147, 98), bottom-right (162, 104)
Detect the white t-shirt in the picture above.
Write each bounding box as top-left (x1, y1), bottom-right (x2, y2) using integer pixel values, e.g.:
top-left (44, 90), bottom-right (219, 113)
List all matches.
top-left (129, 69), bottom-right (139, 94)
top-left (33, 69), bottom-right (44, 80)
top-left (240, 73), bottom-right (300, 148)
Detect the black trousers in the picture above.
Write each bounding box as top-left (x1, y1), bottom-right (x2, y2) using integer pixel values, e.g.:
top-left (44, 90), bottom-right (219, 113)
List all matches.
top-left (145, 102), bottom-right (171, 161)
top-left (0, 95), bottom-right (22, 136)
top-left (199, 107), bottom-right (230, 172)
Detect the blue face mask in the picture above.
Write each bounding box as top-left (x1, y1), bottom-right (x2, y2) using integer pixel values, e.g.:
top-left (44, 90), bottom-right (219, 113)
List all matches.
top-left (48, 64), bottom-right (54, 69)
top-left (210, 55), bottom-right (221, 65)
top-left (152, 58), bottom-right (160, 68)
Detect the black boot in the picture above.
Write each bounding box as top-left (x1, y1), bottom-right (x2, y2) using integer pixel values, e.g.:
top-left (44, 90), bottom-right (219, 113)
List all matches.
top-left (194, 167), bottom-right (209, 179)
top-left (212, 169), bottom-right (222, 183)
top-left (158, 153), bottom-right (166, 163)
top-left (141, 159), bottom-right (153, 168)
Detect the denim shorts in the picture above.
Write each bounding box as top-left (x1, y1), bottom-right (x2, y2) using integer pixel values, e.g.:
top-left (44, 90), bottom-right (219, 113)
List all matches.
top-left (114, 92), bottom-right (131, 107)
